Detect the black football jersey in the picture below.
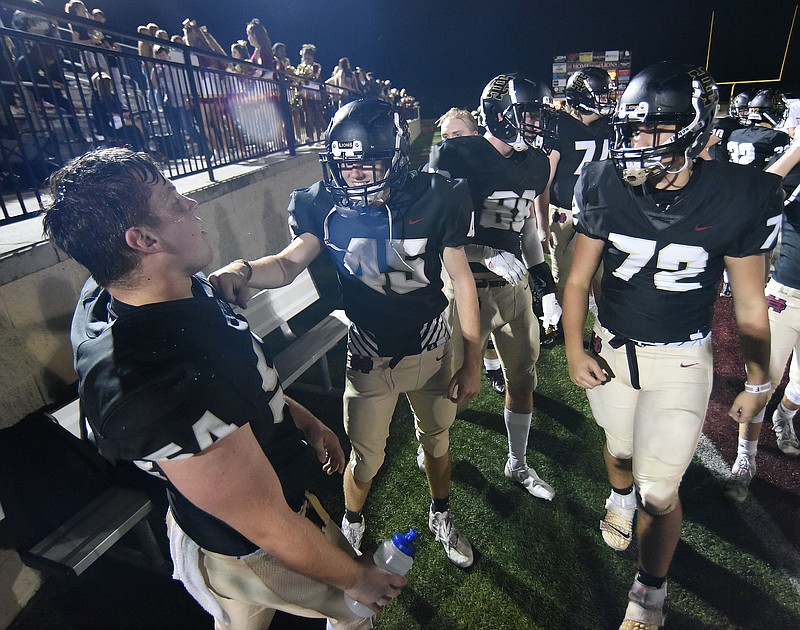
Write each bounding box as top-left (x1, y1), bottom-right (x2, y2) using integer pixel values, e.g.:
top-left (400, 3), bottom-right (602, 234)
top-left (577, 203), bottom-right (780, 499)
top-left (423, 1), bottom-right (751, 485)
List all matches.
top-left (769, 155), bottom-right (800, 290)
top-left (727, 125), bottom-right (790, 169)
top-left (574, 159), bottom-right (783, 343)
top-left (289, 170), bottom-right (472, 357)
top-left (71, 275), bottom-right (307, 555)
top-left (550, 114), bottom-right (611, 209)
top-left (427, 135), bottom-right (549, 266)
top-left (709, 116), bottom-right (743, 162)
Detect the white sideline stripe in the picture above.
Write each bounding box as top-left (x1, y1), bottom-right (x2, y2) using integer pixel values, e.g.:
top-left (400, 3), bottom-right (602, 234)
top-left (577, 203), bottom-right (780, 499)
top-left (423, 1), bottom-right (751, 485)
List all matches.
top-left (695, 434), bottom-right (800, 594)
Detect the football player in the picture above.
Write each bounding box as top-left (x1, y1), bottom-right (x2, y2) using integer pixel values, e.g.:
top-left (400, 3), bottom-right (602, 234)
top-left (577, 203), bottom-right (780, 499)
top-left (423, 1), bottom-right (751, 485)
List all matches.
top-left (427, 73), bottom-right (558, 501)
top-left (723, 136), bottom-right (800, 505)
top-left (727, 89), bottom-right (790, 169)
top-left (703, 91), bottom-right (749, 162)
top-left (563, 62), bottom-right (782, 630)
top-left (210, 98), bottom-right (480, 568)
top-left (43, 148), bottom-right (405, 629)
top-left (434, 107), bottom-right (506, 397)
top-left (546, 67), bottom-right (614, 303)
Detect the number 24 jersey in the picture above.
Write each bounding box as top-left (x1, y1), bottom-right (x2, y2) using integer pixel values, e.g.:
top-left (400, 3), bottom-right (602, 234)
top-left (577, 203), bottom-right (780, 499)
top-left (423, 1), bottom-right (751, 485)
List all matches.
top-left (574, 159), bottom-right (783, 343)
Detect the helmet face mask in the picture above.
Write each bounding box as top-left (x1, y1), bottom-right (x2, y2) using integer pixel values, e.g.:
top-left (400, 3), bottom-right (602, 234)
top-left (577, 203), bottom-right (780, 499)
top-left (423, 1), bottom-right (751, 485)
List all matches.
top-left (565, 67), bottom-right (616, 116)
top-left (730, 92), bottom-right (751, 125)
top-left (479, 73), bottom-right (558, 153)
top-left (610, 62), bottom-right (719, 186)
top-left (320, 99), bottom-right (410, 207)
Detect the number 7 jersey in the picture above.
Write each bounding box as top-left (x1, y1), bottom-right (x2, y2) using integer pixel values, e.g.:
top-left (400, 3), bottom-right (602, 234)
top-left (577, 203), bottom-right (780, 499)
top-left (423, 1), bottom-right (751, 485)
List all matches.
top-left (574, 159), bottom-right (783, 343)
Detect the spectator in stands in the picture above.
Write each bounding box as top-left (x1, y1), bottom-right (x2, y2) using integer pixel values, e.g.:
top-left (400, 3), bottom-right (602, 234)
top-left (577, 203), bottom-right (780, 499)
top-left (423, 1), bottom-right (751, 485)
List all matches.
top-left (90, 71), bottom-right (145, 152)
top-left (295, 44), bottom-right (324, 141)
top-left (331, 57), bottom-right (359, 106)
top-left (43, 147), bottom-right (404, 630)
top-left (229, 40), bottom-right (252, 76)
top-left (246, 18), bottom-right (275, 74)
top-left (65, 0), bottom-right (106, 74)
top-left (151, 45), bottom-right (187, 157)
top-left (12, 0), bottom-right (85, 143)
top-left (183, 19), bottom-right (243, 157)
top-left (272, 42), bottom-right (291, 73)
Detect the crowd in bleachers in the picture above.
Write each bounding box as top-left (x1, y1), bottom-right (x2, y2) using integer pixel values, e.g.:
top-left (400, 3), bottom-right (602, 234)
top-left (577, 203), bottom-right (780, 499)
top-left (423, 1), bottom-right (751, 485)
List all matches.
top-left (0, 1), bottom-right (419, 201)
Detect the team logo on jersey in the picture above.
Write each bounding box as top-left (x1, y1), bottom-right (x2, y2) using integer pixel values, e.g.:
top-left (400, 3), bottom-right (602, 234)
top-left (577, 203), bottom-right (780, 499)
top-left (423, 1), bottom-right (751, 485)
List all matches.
top-left (767, 295), bottom-right (788, 313)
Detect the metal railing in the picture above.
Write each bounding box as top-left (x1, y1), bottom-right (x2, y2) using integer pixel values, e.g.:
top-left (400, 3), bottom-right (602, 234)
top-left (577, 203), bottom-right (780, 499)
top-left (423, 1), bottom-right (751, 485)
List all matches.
top-left (0, 2), bottom-right (417, 226)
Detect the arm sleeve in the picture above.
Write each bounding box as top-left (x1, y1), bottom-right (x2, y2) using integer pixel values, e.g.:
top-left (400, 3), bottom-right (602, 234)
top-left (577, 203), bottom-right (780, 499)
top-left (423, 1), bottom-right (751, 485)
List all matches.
top-left (440, 177), bottom-right (473, 248)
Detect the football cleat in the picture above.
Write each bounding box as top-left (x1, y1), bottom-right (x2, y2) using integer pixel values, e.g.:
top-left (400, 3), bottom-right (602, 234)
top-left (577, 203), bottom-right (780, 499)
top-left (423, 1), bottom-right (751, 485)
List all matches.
top-left (341, 514), bottom-right (365, 551)
top-left (504, 459), bottom-right (555, 500)
top-left (723, 453), bottom-right (755, 502)
top-left (600, 495), bottom-right (636, 552)
top-left (429, 509), bottom-right (474, 568)
top-left (485, 368), bottom-right (506, 395)
top-left (619, 578), bottom-right (667, 630)
top-left (772, 411), bottom-right (800, 457)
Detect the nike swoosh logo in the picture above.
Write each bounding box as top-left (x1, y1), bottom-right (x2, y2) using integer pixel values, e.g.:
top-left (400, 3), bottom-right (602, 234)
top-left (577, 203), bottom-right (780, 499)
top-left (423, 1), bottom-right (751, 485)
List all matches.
top-left (409, 218), bottom-right (424, 225)
top-left (435, 355), bottom-right (444, 362)
top-left (604, 524), bottom-right (631, 540)
top-left (694, 225), bottom-right (712, 231)
top-left (680, 362), bottom-right (698, 368)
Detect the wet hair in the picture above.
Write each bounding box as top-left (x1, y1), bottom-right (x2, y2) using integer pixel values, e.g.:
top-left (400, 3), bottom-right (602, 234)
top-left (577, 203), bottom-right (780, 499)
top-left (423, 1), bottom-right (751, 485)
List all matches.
top-left (43, 148), bottom-right (166, 287)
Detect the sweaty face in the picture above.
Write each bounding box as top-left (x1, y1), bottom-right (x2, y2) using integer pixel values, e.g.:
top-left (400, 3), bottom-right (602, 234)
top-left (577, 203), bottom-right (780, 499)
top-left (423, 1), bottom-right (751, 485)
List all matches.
top-left (340, 161), bottom-right (387, 188)
top-left (440, 118), bottom-right (477, 140)
top-left (147, 178), bottom-right (212, 273)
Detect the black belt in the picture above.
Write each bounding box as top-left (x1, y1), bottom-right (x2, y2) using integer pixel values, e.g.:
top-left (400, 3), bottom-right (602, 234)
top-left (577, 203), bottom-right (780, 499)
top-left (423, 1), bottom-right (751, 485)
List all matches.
top-left (475, 279), bottom-right (509, 288)
top-left (609, 335), bottom-right (641, 390)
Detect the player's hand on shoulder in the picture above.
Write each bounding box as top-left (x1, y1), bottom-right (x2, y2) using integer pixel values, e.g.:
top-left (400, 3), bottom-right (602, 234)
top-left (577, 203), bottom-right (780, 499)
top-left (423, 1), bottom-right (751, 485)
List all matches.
top-left (566, 350), bottom-right (607, 389)
top-left (345, 555), bottom-right (406, 614)
top-left (208, 262), bottom-right (251, 308)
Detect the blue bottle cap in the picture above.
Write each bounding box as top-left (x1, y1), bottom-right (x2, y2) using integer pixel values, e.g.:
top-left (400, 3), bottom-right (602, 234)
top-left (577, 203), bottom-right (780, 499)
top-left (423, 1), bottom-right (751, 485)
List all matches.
top-left (391, 528), bottom-right (418, 557)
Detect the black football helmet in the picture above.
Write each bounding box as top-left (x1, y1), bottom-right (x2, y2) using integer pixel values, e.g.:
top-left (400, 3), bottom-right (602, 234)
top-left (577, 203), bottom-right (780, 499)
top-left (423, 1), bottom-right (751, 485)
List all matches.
top-left (747, 89), bottom-right (787, 127)
top-left (478, 73), bottom-right (557, 152)
top-left (611, 61), bottom-right (719, 186)
top-left (729, 92), bottom-right (751, 125)
top-left (565, 67), bottom-right (616, 116)
top-left (320, 98), bottom-right (410, 207)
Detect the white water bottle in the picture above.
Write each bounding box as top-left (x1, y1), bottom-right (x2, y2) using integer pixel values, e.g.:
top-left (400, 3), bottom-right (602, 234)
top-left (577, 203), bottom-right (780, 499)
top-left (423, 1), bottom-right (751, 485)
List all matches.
top-left (344, 528), bottom-right (418, 618)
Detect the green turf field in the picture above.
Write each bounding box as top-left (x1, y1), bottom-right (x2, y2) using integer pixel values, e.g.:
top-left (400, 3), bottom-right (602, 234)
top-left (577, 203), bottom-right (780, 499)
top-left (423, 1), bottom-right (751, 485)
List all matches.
top-left (286, 173), bottom-right (800, 627)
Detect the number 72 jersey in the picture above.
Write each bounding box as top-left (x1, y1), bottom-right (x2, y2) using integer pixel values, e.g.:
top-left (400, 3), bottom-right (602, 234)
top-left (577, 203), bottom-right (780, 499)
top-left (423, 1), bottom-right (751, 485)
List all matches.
top-left (574, 159), bottom-right (784, 343)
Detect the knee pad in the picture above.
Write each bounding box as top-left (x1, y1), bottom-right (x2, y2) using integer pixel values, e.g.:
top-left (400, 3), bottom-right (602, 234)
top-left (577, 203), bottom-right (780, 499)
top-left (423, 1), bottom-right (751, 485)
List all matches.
top-left (637, 489), bottom-right (678, 517)
top-left (505, 370), bottom-right (537, 396)
top-left (785, 380), bottom-right (800, 406)
top-left (416, 427), bottom-right (450, 459)
top-left (348, 447), bottom-right (384, 483)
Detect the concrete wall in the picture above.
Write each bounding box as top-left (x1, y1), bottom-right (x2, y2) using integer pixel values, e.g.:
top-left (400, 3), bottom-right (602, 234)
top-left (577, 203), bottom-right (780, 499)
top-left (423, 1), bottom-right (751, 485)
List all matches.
top-left (0, 152), bottom-right (322, 429)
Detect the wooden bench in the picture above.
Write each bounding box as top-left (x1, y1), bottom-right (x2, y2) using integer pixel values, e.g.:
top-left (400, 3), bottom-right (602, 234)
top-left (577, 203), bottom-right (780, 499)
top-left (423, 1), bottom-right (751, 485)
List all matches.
top-left (18, 400), bottom-right (170, 578)
top-left (237, 267), bottom-right (349, 393)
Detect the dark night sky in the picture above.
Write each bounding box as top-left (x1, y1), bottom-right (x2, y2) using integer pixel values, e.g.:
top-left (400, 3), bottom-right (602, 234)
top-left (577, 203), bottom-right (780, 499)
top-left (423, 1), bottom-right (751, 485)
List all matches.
top-left (34, 0), bottom-right (800, 117)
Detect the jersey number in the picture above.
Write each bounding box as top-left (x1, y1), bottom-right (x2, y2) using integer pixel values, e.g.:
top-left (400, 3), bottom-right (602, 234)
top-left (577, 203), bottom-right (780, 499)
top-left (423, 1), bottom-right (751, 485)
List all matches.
top-left (609, 233), bottom-right (708, 292)
top-left (572, 139), bottom-right (610, 176)
top-left (343, 238), bottom-right (430, 295)
top-left (479, 190), bottom-right (536, 232)
top-left (727, 141), bottom-right (755, 165)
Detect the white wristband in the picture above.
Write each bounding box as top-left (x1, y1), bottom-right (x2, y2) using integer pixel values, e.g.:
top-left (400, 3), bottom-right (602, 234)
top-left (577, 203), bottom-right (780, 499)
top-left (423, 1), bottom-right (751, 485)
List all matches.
top-left (744, 382), bottom-right (772, 394)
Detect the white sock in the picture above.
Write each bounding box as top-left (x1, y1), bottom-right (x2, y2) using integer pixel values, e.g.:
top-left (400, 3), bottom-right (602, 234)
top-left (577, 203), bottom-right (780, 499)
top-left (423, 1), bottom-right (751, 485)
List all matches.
top-left (737, 437), bottom-right (758, 458)
top-left (776, 402), bottom-right (798, 423)
top-left (504, 409), bottom-right (531, 470)
top-left (484, 357), bottom-right (501, 371)
top-left (610, 488), bottom-right (637, 511)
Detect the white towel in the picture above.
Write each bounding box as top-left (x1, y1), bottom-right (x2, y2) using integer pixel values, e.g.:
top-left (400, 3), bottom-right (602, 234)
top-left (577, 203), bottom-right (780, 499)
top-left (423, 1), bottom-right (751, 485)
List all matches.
top-left (167, 510), bottom-right (231, 626)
